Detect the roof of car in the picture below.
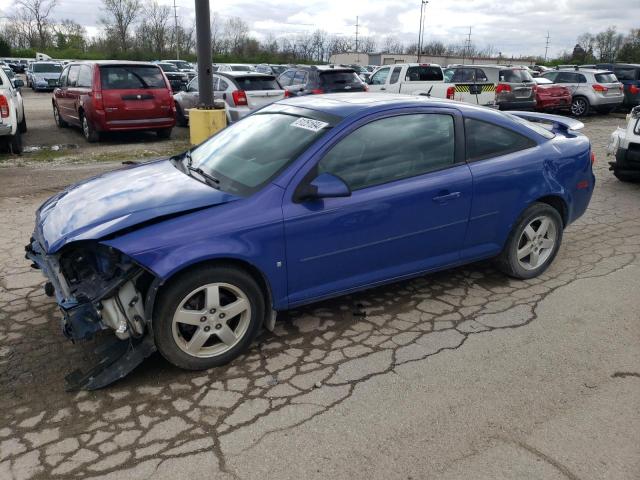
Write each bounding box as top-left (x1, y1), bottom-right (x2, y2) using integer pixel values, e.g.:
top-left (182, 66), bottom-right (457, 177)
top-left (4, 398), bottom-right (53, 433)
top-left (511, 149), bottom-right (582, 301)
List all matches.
top-left (216, 71), bottom-right (274, 78)
top-left (72, 60), bottom-right (162, 67)
top-left (554, 68), bottom-right (612, 74)
top-left (278, 92), bottom-right (496, 119)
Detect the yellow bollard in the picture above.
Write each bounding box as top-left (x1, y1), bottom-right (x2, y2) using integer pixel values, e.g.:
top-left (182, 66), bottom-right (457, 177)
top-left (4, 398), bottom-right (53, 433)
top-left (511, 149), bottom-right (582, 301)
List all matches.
top-left (188, 108), bottom-right (227, 145)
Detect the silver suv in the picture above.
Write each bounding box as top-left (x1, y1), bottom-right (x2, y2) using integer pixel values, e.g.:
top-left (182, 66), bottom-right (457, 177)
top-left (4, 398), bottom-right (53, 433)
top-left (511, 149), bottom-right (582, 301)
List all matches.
top-left (540, 68), bottom-right (624, 116)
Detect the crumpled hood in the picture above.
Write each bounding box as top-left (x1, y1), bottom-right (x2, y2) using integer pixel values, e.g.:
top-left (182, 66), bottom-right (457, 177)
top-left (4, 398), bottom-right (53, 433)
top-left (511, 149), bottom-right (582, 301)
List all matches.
top-left (36, 159), bottom-right (240, 253)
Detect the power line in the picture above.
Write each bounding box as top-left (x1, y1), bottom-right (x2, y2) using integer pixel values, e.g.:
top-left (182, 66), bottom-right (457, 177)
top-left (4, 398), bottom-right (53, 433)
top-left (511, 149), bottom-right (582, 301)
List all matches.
top-left (462, 26), bottom-right (472, 64)
top-left (417, 0), bottom-right (428, 62)
top-left (354, 16), bottom-right (360, 62)
top-left (544, 31), bottom-right (550, 62)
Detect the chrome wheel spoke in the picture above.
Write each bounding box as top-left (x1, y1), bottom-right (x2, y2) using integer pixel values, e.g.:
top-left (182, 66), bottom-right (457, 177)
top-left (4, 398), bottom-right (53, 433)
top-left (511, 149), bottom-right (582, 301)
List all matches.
top-left (186, 327), bottom-right (210, 353)
top-left (205, 285), bottom-right (220, 309)
top-left (523, 225), bottom-right (536, 241)
top-left (537, 218), bottom-right (550, 237)
top-left (517, 243), bottom-right (533, 260)
top-left (222, 298), bottom-right (249, 319)
top-left (540, 238), bottom-right (554, 249)
top-left (529, 249), bottom-right (541, 268)
top-left (216, 325), bottom-right (237, 346)
top-left (174, 308), bottom-right (205, 326)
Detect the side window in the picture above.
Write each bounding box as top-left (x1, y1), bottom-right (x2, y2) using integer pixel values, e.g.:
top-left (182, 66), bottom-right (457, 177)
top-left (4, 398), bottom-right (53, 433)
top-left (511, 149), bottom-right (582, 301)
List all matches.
top-left (187, 77), bottom-right (199, 92)
top-left (465, 118), bottom-right (535, 162)
top-left (475, 69), bottom-right (488, 82)
top-left (67, 65), bottom-right (80, 87)
top-left (279, 70), bottom-right (295, 86)
top-left (59, 66), bottom-right (69, 87)
top-left (293, 71), bottom-right (307, 85)
top-left (318, 114), bottom-right (456, 191)
top-left (77, 65), bottom-right (92, 88)
top-left (389, 66), bottom-right (402, 84)
top-left (576, 74), bottom-right (587, 83)
top-left (452, 68), bottom-right (474, 82)
top-left (541, 72), bottom-right (559, 82)
top-left (370, 67), bottom-right (389, 85)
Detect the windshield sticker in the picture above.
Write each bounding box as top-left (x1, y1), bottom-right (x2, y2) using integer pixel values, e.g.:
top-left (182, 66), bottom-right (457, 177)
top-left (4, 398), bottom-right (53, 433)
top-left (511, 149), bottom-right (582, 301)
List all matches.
top-left (291, 117), bottom-right (329, 132)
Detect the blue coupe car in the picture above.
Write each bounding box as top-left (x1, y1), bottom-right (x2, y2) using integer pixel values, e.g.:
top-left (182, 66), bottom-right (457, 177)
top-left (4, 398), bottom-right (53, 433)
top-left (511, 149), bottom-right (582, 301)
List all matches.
top-left (26, 93), bottom-right (595, 389)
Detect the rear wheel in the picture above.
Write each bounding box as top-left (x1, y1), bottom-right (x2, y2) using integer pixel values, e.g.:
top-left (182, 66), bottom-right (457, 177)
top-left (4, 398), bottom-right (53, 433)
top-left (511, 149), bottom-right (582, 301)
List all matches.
top-left (18, 109), bottom-right (27, 133)
top-left (156, 127), bottom-right (172, 139)
top-left (81, 113), bottom-right (99, 142)
top-left (175, 103), bottom-right (188, 127)
top-left (570, 96), bottom-right (590, 117)
top-left (9, 130), bottom-right (23, 154)
top-left (153, 266), bottom-right (265, 370)
top-left (496, 203), bottom-right (563, 279)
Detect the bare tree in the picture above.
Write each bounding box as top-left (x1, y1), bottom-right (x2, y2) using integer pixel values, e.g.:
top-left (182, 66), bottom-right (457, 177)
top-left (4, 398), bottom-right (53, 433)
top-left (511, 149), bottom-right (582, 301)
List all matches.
top-left (223, 17), bottom-right (249, 55)
top-left (595, 27), bottom-right (624, 62)
top-left (53, 19), bottom-right (86, 50)
top-left (139, 0), bottom-right (171, 57)
top-left (382, 36), bottom-right (403, 54)
top-left (15, 0), bottom-right (57, 48)
top-left (100, 0), bottom-right (143, 52)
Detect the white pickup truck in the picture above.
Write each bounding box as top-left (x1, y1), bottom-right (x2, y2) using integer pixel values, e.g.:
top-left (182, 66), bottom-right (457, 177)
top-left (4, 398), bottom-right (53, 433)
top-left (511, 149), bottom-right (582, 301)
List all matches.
top-left (366, 63), bottom-right (496, 107)
top-left (0, 68), bottom-right (26, 153)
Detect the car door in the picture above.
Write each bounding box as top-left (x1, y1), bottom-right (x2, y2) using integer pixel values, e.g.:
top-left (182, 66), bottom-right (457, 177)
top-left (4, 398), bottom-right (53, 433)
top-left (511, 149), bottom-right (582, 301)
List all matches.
top-left (282, 109), bottom-right (472, 306)
top-left (367, 66), bottom-right (390, 92)
top-left (385, 65), bottom-right (403, 93)
top-left (71, 65), bottom-right (92, 123)
top-left (63, 65), bottom-right (81, 124)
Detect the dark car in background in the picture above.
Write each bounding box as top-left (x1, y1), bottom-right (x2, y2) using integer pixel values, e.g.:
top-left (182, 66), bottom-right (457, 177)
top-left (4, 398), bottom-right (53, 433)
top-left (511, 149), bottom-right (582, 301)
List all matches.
top-left (277, 65), bottom-right (367, 96)
top-left (52, 61), bottom-right (175, 142)
top-left (156, 62), bottom-right (190, 92)
top-left (595, 63), bottom-right (640, 109)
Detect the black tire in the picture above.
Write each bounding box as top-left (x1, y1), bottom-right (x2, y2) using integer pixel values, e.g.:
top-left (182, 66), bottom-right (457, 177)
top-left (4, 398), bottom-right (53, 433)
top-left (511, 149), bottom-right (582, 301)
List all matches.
top-left (156, 127), bottom-right (172, 139)
top-left (596, 106), bottom-right (615, 115)
top-left (570, 96), bottom-right (590, 117)
top-left (613, 171), bottom-right (640, 182)
top-left (18, 109), bottom-right (27, 133)
top-left (80, 113), bottom-right (99, 142)
top-left (9, 130), bottom-right (23, 155)
top-left (496, 203), bottom-right (563, 279)
top-left (153, 265), bottom-right (265, 370)
top-left (53, 103), bottom-right (67, 128)
top-left (175, 103), bottom-right (188, 127)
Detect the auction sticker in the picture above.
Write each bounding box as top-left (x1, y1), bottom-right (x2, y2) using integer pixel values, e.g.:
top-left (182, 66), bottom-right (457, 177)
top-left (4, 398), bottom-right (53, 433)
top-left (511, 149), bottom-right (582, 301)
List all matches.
top-left (291, 117), bottom-right (329, 132)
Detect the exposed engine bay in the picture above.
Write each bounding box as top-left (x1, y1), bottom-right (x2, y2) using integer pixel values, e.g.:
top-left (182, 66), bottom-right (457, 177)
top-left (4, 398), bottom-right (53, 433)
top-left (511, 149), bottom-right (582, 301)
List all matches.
top-left (25, 239), bottom-right (157, 390)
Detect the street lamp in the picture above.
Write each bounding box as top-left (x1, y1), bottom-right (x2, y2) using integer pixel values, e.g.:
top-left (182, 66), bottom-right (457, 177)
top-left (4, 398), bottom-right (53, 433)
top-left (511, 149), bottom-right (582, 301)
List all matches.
top-left (417, 0), bottom-right (428, 62)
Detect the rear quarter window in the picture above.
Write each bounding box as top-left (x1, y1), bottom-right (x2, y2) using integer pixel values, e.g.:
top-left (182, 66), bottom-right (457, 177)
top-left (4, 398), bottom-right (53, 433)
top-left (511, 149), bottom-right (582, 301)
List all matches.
top-left (234, 76), bottom-right (280, 91)
top-left (465, 117), bottom-right (536, 162)
top-left (99, 65), bottom-right (167, 90)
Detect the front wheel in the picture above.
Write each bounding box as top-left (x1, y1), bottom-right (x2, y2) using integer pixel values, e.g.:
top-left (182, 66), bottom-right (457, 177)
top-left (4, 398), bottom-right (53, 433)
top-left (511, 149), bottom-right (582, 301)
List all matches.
top-left (570, 97), bottom-right (590, 117)
top-left (496, 203), bottom-right (563, 279)
top-left (153, 266), bottom-right (265, 370)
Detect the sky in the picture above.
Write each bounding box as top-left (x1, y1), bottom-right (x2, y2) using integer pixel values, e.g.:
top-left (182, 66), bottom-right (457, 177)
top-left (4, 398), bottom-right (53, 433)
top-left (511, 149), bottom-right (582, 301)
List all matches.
top-left (1, 0), bottom-right (638, 58)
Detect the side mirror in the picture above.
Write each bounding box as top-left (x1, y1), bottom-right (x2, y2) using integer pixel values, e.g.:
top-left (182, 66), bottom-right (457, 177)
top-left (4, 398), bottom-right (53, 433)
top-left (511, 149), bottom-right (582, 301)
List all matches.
top-left (13, 79), bottom-right (24, 88)
top-left (295, 173), bottom-right (351, 202)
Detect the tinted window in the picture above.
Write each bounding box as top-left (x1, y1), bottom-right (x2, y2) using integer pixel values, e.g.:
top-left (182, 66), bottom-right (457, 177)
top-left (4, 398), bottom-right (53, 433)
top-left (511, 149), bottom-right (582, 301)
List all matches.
top-left (59, 67), bottom-right (69, 87)
top-left (77, 65), bottom-right (92, 88)
top-left (319, 114), bottom-right (455, 191)
top-left (451, 68), bottom-right (475, 82)
top-left (556, 72), bottom-right (584, 84)
top-left (293, 71), bottom-right (307, 85)
top-left (405, 66), bottom-right (443, 81)
top-left (389, 66), bottom-right (402, 84)
top-left (594, 72), bottom-right (617, 83)
top-left (319, 71), bottom-right (362, 87)
top-left (33, 63), bottom-right (62, 73)
top-left (190, 111), bottom-right (332, 195)
top-left (465, 118), bottom-right (535, 162)
top-left (613, 68), bottom-right (638, 81)
top-left (474, 69), bottom-right (488, 82)
top-left (499, 69), bottom-right (533, 82)
top-left (278, 70), bottom-right (295, 86)
top-left (67, 65), bottom-right (79, 87)
top-left (443, 69), bottom-right (454, 82)
top-left (541, 72), bottom-right (559, 82)
top-left (230, 65), bottom-right (252, 71)
top-left (234, 76), bottom-right (279, 91)
top-left (99, 66), bottom-right (166, 90)
top-left (370, 67), bottom-right (389, 85)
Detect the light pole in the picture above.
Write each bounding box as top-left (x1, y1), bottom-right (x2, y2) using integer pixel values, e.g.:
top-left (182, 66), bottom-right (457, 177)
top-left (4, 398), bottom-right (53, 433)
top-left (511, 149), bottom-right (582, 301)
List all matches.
top-left (195, 0), bottom-right (213, 107)
top-left (417, 0), bottom-right (428, 62)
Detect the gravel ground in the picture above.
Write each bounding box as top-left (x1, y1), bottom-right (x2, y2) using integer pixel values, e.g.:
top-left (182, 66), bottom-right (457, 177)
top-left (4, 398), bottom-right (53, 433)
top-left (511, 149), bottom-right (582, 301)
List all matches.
top-left (0, 113), bottom-right (638, 480)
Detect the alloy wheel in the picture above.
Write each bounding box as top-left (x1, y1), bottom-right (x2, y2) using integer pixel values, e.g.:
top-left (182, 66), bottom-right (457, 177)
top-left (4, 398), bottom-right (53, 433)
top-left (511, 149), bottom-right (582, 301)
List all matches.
top-left (571, 98), bottom-right (587, 116)
top-left (171, 282), bottom-right (251, 358)
top-left (516, 215), bottom-right (557, 271)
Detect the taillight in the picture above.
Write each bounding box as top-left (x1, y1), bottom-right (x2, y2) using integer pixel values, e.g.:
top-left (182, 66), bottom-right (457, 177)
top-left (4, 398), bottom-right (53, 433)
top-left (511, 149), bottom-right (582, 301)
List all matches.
top-left (363, 84), bottom-right (369, 92)
top-left (496, 84), bottom-right (511, 94)
top-left (284, 90), bottom-right (291, 98)
top-left (92, 91), bottom-right (104, 111)
top-left (311, 88), bottom-right (324, 94)
top-left (232, 90), bottom-right (248, 106)
top-left (591, 150), bottom-right (596, 165)
top-left (446, 86), bottom-right (455, 100)
top-left (629, 85), bottom-right (640, 95)
top-left (592, 84), bottom-right (608, 92)
top-left (0, 95), bottom-right (8, 118)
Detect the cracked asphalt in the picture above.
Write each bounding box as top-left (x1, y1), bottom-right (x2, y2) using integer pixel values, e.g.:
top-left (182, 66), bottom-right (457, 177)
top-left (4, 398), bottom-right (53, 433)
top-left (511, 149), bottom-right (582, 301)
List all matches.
top-left (1, 115), bottom-right (639, 479)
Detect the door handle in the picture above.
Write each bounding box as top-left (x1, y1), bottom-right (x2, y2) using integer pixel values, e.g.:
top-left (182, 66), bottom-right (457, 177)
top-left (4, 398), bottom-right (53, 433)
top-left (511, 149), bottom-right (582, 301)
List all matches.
top-left (380, 87), bottom-right (386, 91)
top-left (432, 191), bottom-right (461, 203)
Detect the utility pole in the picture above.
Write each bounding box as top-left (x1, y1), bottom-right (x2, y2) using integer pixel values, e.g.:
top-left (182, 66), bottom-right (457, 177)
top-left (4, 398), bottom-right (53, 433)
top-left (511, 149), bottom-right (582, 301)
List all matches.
top-left (417, 0), bottom-right (428, 62)
top-left (354, 16), bottom-right (360, 63)
top-left (195, 0), bottom-right (212, 106)
top-left (462, 26), bottom-right (472, 65)
top-left (544, 31), bottom-right (550, 63)
top-left (173, 0), bottom-right (179, 59)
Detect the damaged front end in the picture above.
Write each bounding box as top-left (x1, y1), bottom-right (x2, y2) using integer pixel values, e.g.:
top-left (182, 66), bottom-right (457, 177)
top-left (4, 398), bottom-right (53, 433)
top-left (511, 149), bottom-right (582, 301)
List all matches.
top-left (25, 238), bottom-right (157, 391)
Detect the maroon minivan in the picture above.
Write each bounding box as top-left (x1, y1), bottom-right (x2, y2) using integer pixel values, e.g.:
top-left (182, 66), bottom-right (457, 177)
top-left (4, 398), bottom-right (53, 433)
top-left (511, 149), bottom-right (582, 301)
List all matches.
top-left (53, 61), bottom-right (176, 142)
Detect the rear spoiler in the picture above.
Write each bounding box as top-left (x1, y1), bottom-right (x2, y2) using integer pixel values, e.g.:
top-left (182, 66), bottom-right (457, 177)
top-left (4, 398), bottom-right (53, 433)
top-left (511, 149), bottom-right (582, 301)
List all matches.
top-left (506, 111), bottom-right (584, 132)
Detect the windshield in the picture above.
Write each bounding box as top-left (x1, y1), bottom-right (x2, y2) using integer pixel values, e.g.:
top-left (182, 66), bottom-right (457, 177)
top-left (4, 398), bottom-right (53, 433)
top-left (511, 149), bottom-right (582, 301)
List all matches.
top-left (158, 63), bottom-right (179, 72)
top-left (33, 63), bottom-right (62, 73)
top-left (499, 69), bottom-right (533, 83)
top-left (99, 65), bottom-right (166, 89)
top-left (174, 61), bottom-right (191, 70)
top-left (188, 111), bottom-right (334, 195)
top-left (234, 76), bottom-right (280, 91)
top-left (231, 65), bottom-right (253, 71)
